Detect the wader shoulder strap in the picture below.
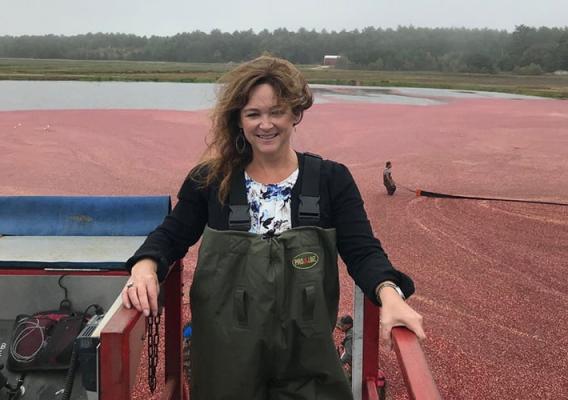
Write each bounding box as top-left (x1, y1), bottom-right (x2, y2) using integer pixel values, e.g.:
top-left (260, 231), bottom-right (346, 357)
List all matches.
top-left (228, 153), bottom-right (322, 230)
top-left (298, 152), bottom-right (322, 226)
top-left (228, 170), bottom-right (251, 231)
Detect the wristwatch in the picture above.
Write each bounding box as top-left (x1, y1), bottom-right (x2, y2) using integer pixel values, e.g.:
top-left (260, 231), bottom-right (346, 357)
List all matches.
top-left (375, 281), bottom-right (405, 306)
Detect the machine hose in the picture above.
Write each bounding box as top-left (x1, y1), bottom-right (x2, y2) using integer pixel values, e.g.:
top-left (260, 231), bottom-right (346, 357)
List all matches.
top-left (61, 344), bottom-right (79, 400)
top-left (415, 188), bottom-right (568, 206)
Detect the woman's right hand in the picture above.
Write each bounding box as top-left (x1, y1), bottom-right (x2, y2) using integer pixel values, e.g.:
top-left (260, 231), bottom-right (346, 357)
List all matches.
top-left (121, 258), bottom-right (160, 317)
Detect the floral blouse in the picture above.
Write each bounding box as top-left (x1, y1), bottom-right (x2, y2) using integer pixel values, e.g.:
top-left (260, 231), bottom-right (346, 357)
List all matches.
top-left (245, 169), bottom-right (299, 235)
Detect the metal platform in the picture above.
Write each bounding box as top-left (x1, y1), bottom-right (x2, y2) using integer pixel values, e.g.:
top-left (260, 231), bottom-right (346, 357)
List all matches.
top-left (0, 236), bottom-right (146, 269)
top-left (0, 195), bottom-right (185, 400)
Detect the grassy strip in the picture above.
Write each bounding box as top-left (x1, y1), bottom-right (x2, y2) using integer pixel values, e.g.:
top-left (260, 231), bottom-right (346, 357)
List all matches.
top-left (1, 58), bottom-right (567, 98)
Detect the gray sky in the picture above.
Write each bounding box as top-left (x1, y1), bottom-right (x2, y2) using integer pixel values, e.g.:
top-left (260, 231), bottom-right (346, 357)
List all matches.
top-left (1, 0), bottom-right (566, 37)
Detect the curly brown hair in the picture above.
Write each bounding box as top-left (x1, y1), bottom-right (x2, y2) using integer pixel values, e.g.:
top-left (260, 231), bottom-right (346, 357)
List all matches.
top-left (194, 55), bottom-right (313, 203)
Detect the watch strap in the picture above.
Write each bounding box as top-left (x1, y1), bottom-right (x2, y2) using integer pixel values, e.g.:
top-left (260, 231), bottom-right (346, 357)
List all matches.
top-left (375, 281), bottom-right (405, 306)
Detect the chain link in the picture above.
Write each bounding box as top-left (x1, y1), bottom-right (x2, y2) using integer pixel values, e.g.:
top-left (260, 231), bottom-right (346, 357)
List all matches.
top-left (147, 314), bottom-right (160, 393)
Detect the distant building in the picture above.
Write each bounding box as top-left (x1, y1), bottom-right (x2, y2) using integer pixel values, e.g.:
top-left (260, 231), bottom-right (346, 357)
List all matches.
top-left (323, 55), bottom-right (341, 66)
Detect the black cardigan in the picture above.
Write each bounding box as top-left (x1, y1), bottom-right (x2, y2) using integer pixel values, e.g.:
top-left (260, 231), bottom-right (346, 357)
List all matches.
top-left (125, 153), bottom-right (415, 305)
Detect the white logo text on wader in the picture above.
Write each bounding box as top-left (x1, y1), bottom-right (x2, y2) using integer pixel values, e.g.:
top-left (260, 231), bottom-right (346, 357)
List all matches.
top-left (0, 342), bottom-right (6, 358)
top-left (291, 252), bottom-right (319, 270)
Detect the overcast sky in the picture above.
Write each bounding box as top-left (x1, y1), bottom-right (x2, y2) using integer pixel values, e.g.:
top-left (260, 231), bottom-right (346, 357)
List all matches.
top-left (1, 0), bottom-right (566, 37)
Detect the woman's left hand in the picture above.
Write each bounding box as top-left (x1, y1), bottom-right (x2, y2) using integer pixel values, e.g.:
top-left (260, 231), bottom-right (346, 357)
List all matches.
top-left (378, 287), bottom-right (426, 350)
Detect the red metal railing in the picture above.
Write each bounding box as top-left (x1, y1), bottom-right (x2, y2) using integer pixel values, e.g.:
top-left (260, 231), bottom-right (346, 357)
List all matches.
top-left (392, 327), bottom-right (441, 400)
top-left (99, 303), bottom-right (146, 399)
top-left (362, 297), bottom-right (441, 400)
top-left (99, 261), bottom-right (187, 400)
top-left (161, 260), bottom-right (186, 400)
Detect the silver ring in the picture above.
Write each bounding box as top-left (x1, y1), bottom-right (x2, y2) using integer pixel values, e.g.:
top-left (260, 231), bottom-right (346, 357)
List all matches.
top-left (126, 281), bottom-right (134, 288)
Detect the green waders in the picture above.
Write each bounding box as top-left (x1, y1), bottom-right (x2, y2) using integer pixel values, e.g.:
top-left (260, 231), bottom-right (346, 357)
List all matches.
top-left (190, 225), bottom-right (353, 400)
top-left (190, 153), bottom-right (353, 399)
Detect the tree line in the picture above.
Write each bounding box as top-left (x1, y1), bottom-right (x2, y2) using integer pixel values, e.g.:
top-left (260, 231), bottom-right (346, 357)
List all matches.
top-left (1, 25), bottom-right (567, 74)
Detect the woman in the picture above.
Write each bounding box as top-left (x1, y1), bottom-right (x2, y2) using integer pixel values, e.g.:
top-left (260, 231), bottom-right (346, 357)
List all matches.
top-left (122, 55), bottom-right (425, 400)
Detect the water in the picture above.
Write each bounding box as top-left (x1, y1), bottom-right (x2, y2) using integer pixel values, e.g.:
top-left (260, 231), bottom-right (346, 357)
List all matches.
top-left (0, 81), bottom-right (540, 111)
top-left (0, 81), bottom-right (218, 111)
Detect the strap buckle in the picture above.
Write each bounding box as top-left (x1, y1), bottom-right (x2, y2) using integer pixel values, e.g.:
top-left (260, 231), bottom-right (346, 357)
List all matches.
top-left (298, 195), bottom-right (320, 224)
top-left (228, 205), bottom-right (251, 231)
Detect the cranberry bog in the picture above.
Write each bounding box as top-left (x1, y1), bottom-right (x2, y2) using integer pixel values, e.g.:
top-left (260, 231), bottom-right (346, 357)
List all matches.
top-left (1, 90), bottom-right (567, 399)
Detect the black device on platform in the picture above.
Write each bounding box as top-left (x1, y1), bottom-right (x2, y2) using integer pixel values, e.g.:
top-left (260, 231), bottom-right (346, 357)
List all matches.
top-left (6, 276), bottom-right (103, 373)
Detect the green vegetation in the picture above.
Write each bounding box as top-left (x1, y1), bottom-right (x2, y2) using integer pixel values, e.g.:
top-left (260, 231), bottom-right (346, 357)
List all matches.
top-left (1, 26), bottom-right (568, 75)
top-left (1, 25), bottom-right (567, 97)
top-left (0, 59), bottom-right (227, 82)
top-left (1, 58), bottom-right (567, 98)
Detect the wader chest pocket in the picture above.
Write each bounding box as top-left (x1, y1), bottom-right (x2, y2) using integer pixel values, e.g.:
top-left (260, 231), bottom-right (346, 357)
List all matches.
top-left (302, 286), bottom-right (316, 321)
top-left (234, 288), bottom-right (248, 327)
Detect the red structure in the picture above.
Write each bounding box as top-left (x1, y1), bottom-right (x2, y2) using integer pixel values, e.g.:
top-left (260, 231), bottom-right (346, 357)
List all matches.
top-left (361, 297), bottom-right (441, 400)
top-left (323, 55), bottom-right (341, 66)
top-left (0, 264), bottom-right (188, 400)
top-left (99, 261), bottom-right (186, 400)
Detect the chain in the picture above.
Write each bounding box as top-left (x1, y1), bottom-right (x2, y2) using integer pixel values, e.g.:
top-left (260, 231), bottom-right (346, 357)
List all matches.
top-left (147, 313), bottom-right (160, 393)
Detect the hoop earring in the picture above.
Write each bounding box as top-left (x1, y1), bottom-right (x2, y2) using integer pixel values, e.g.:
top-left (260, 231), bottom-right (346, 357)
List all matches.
top-left (235, 131), bottom-right (247, 154)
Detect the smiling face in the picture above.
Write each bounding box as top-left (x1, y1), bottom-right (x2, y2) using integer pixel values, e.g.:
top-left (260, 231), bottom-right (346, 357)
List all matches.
top-left (239, 83), bottom-right (299, 160)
